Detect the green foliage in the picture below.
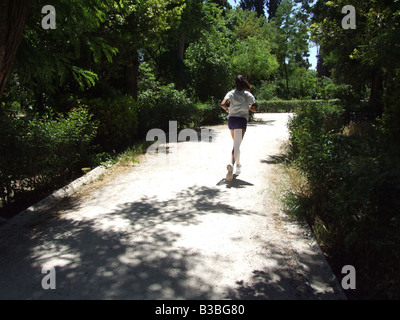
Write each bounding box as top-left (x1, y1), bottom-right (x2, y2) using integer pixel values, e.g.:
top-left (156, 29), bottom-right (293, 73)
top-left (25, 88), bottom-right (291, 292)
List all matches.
top-left (270, 0), bottom-right (311, 97)
top-left (228, 8), bottom-right (266, 40)
top-left (257, 99), bottom-right (341, 113)
top-left (194, 98), bottom-right (226, 127)
top-left (72, 67), bottom-right (100, 91)
top-left (138, 62), bottom-right (160, 93)
top-left (286, 102), bottom-right (400, 299)
top-left (286, 68), bottom-right (318, 99)
top-left (254, 81), bottom-right (277, 100)
top-left (310, 0), bottom-right (400, 115)
top-left (0, 107), bottom-right (97, 206)
top-left (288, 103), bottom-right (346, 178)
top-left (138, 83), bottom-right (198, 135)
top-left (231, 37), bottom-right (279, 84)
top-left (13, 0), bottom-right (119, 97)
top-left (85, 94), bottom-right (139, 152)
top-left (184, 29), bottom-right (233, 101)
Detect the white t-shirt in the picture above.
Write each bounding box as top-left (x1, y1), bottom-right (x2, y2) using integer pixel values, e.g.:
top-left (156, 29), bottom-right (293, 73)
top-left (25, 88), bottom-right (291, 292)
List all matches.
top-left (224, 89), bottom-right (256, 120)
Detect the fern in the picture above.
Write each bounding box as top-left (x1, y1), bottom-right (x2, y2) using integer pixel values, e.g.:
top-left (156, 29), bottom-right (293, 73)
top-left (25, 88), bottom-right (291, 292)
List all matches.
top-left (88, 37), bottom-right (119, 64)
top-left (72, 66), bottom-right (99, 91)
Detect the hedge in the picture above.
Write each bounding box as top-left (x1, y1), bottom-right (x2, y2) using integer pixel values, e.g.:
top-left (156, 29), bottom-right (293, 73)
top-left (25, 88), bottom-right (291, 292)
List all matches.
top-left (257, 99), bottom-right (341, 113)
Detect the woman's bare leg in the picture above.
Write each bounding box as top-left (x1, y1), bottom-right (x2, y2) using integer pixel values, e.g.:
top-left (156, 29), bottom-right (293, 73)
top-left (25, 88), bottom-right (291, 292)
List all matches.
top-left (230, 129), bottom-right (246, 166)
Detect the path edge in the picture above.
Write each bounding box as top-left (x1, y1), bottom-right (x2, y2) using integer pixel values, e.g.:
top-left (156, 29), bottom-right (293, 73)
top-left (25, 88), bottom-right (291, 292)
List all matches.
top-left (0, 165), bottom-right (108, 228)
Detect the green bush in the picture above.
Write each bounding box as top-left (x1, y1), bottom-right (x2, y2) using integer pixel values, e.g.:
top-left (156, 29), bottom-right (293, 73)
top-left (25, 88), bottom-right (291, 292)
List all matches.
top-left (0, 107), bottom-right (97, 206)
top-left (286, 102), bottom-right (400, 299)
top-left (253, 81), bottom-right (277, 101)
top-left (316, 77), bottom-right (360, 104)
top-left (257, 99), bottom-right (342, 113)
top-left (138, 84), bottom-right (198, 135)
top-left (194, 98), bottom-right (225, 127)
top-left (85, 95), bottom-right (139, 152)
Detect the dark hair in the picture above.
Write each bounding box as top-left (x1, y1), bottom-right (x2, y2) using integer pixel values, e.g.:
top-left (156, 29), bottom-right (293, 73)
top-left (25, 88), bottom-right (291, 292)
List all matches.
top-left (235, 75), bottom-right (252, 91)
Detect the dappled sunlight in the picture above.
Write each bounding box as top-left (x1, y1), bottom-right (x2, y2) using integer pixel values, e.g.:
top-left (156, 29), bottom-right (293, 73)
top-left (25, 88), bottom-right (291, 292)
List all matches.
top-left (1, 0), bottom-right (396, 300)
top-left (0, 114), bottom-right (345, 300)
top-left (0, 185), bottom-right (262, 299)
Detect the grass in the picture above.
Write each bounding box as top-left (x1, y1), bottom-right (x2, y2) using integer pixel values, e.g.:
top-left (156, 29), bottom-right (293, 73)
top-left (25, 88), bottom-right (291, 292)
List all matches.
top-left (117, 140), bottom-right (152, 165)
top-left (93, 139), bottom-right (154, 168)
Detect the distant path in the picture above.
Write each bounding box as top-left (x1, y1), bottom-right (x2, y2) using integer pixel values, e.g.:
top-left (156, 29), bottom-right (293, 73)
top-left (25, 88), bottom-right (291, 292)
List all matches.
top-left (0, 113), bottom-right (346, 299)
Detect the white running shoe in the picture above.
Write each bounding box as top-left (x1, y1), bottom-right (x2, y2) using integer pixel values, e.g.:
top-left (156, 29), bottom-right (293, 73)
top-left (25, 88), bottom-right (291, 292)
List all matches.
top-left (226, 164), bottom-right (234, 181)
top-left (234, 164), bottom-right (242, 175)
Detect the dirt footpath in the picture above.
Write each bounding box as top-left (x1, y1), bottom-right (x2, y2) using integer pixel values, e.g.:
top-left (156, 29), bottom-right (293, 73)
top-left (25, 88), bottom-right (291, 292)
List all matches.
top-left (0, 113), bottom-right (346, 300)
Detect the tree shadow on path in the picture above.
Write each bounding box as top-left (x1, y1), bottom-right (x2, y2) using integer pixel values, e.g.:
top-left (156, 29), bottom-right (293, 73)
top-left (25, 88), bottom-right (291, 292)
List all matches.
top-left (0, 185), bottom-right (258, 299)
top-left (0, 183), bottom-right (344, 300)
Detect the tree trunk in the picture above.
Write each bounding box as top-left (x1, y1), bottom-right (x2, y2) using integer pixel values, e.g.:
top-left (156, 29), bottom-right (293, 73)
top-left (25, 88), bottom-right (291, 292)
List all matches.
top-left (175, 32), bottom-right (186, 91)
top-left (177, 32), bottom-right (186, 62)
top-left (283, 59), bottom-right (289, 95)
top-left (124, 49), bottom-right (139, 100)
top-left (369, 71), bottom-right (384, 117)
top-left (0, 0), bottom-right (34, 99)
top-left (384, 70), bottom-right (396, 114)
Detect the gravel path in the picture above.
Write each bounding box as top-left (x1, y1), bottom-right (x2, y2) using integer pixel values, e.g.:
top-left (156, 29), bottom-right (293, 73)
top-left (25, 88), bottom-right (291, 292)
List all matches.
top-left (0, 113), bottom-right (346, 300)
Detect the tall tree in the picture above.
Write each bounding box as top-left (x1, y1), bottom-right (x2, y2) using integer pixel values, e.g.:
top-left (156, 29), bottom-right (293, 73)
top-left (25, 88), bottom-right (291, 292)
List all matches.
top-left (238, 0), bottom-right (283, 19)
top-left (184, 3), bottom-right (234, 100)
top-left (266, 0), bottom-right (282, 20)
top-left (239, 0), bottom-right (266, 17)
top-left (226, 8), bottom-right (278, 84)
top-left (0, 0), bottom-right (34, 99)
top-left (9, 0), bottom-right (119, 113)
top-left (271, 0), bottom-right (310, 97)
top-left (146, 0), bottom-right (225, 90)
top-left (310, 0), bottom-right (400, 116)
top-left (111, 0), bottom-right (185, 99)
top-left (8, 0), bottom-right (184, 106)
top-left (232, 37), bottom-right (279, 84)
top-left (210, 0), bottom-right (232, 9)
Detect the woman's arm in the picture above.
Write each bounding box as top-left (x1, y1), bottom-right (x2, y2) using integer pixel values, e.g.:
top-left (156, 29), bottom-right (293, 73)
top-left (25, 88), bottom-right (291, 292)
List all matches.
top-left (221, 98), bottom-right (229, 113)
top-left (249, 103), bottom-right (258, 113)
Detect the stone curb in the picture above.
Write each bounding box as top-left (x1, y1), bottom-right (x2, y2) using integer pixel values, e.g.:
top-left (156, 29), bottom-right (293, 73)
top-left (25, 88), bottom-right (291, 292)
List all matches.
top-left (0, 165), bottom-right (108, 228)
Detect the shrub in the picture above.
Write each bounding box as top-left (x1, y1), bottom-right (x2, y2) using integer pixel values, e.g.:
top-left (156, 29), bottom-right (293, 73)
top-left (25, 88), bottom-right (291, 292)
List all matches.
top-left (85, 95), bottom-right (139, 152)
top-left (194, 98), bottom-right (226, 127)
top-left (0, 107), bottom-right (97, 206)
top-left (253, 81), bottom-right (277, 101)
top-left (138, 84), bottom-right (198, 135)
top-left (257, 99), bottom-right (342, 113)
top-left (285, 102), bottom-right (400, 299)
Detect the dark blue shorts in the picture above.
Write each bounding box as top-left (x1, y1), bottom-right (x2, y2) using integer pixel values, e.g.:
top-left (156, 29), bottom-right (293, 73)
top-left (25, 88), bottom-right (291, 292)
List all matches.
top-left (228, 116), bottom-right (247, 130)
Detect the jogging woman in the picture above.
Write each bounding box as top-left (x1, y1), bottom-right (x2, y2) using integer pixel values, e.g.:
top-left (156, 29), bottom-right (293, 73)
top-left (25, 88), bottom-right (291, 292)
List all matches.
top-left (221, 75), bottom-right (258, 181)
